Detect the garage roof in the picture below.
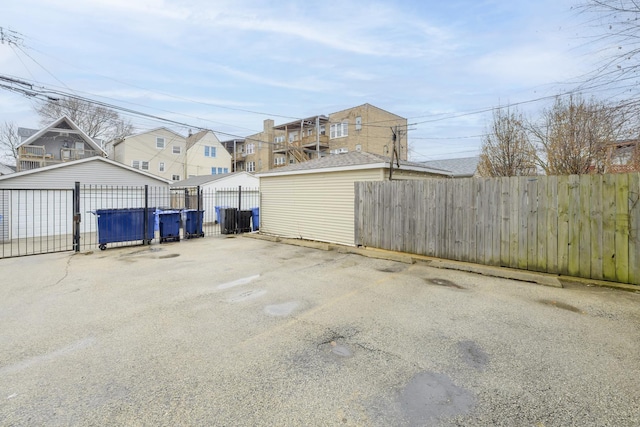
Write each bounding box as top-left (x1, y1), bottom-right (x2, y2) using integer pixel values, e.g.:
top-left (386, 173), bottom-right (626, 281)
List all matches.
top-left (257, 151), bottom-right (452, 177)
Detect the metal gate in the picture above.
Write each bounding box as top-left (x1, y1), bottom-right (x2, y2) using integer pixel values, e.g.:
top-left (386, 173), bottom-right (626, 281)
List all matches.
top-left (0, 188), bottom-right (75, 258)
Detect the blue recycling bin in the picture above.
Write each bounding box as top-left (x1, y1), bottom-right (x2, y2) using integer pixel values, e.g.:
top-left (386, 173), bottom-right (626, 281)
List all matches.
top-left (251, 207), bottom-right (259, 231)
top-left (215, 206), bottom-right (230, 224)
top-left (158, 210), bottom-right (181, 243)
top-left (94, 207), bottom-right (156, 250)
top-left (184, 209), bottom-right (205, 239)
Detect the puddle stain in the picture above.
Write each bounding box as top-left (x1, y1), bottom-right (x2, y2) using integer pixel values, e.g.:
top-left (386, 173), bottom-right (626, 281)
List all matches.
top-left (217, 274), bottom-right (261, 290)
top-left (398, 372), bottom-right (475, 425)
top-left (427, 278), bottom-right (464, 289)
top-left (264, 301), bottom-right (299, 317)
top-left (538, 299), bottom-right (582, 313)
top-left (158, 253), bottom-right (180, 259)
top-left (377, 265), bottom-right (407, 273)
top-left (458, 340), bottom-right (489, 371)
top-left (227, 289), bottom-right (267, 302)
top-left (331, 345), bottom-right (353, 358)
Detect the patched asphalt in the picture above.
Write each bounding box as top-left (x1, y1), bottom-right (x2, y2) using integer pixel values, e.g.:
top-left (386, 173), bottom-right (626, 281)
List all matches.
top-left (1, 236), bottom-right (639, 426)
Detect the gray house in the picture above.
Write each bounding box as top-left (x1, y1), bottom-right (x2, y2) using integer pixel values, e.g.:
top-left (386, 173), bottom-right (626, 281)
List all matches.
top-left (16, 116), bottom-right (106, 172)
top-left (420, 156), bottom-right (480, 178)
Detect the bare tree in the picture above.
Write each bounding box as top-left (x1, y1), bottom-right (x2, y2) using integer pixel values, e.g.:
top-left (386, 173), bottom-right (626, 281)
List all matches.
top-left (0, 121), bottom-right (20, 165)
top-left (529, 95), bottom-right (622, 175)
top-left (576, 1), bottom-right (640, 93)
top-left (477, 107), bottom-right (537, 177)
top-left (35, 97), bottom-right (133, 143)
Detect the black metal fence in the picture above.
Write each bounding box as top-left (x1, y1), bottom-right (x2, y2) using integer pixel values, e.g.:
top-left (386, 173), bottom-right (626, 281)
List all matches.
top-left (0, 188), bottom-right (75, 258)
top-left (0, 184), bottom-right (260, 258)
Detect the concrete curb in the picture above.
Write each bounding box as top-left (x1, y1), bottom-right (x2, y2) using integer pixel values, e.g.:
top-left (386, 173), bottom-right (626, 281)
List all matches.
top-left (245, 233), bottom-right (640, 292)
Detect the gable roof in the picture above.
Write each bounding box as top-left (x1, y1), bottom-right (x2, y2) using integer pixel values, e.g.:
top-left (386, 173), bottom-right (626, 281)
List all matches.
top-left (0, 163), bottom-right (16, 175)
top-left (329, 103), bottom-right (405, 120)
top-left (123, 126), bottom-right (186, 141)
top-left (257, 151), bottom-right (451, 177)
top-left (18, 116), bottom-right (107, 155)
top-left (0, 156), bottom-right (172, 184)
top-left (170, 171), bottom-right (255, 188)
top-left (420, 156), bottom-right (480, 178)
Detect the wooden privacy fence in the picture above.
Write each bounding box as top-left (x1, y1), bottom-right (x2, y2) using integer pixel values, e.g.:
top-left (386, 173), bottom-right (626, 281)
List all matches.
top-left (355, 173), bottom-right (640, 286)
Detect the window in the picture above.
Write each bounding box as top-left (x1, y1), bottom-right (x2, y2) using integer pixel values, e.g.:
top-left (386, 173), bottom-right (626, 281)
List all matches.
top-left (288, 131), bottom-right (298, 142)
top-left (307, 129), bottom-right (313, 136)
top-left (355, 116), bottom-right (362, 131)
top-left (172, 145), bottom-right (181, 154)
top-left (320, 125), bottom-right (326, 135)
top-left (132, 160), bottom-right (140, 169)
top-left (172, 174), bottom-right (180, 181)
top-left (159, 162), bottom-right (165, 172)
top-left (274, 136), bottom-right (284, 143)
top-left (246, 143), bottom-right (255, 154)
top-left (274, 157), bottom-right (286, 166)
top-left (204, 146), bottom-right (217, 157)
top-left (156, 137), bottom-right (165, 149)
top-left (330, 121), bottom-right (348, 139)
top-left (141, 161), bottom-right (149, 171)
top-left (247, 161), bottom-right (255, 172)
top-left (211, 167), bottom-right (217, 175)
top-left (356, 144), bottom-right (362, 152)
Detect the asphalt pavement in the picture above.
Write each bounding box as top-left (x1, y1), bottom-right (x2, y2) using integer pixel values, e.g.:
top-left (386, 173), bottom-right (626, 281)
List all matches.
top-left (1, 236), bottom-right (639, 426)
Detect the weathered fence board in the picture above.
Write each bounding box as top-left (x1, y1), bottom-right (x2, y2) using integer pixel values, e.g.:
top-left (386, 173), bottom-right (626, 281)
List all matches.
top-left (602, 174), bottom-right (617, 281)
top-left (615, 174), bottom-right (629, 283)
top-left (629, 174), bottom-right (640, 284)
top-left (355, 173), bottom-right (640, 286)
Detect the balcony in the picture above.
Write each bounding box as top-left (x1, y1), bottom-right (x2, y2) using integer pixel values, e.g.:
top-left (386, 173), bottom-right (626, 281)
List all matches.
top-left (18, 145), bottom-right (99, 171)
top-left (300, 134), bottom-right (329, 150)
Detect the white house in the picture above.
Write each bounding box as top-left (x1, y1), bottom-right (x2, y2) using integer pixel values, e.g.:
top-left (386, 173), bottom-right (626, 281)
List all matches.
top-left (170, 172), bottom-right (259, 224)
top-left (185, 130), bottom-right (233, 178)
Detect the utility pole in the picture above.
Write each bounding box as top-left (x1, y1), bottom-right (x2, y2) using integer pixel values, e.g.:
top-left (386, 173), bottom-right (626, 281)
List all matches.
top-left (316, 116), bottom-right (320, 159)
top-left (389, 126), bottom-right (400, 180)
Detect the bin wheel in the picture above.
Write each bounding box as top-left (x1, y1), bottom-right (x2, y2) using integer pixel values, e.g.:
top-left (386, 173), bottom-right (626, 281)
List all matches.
top-left (99, 244), bottom-right (106, 251)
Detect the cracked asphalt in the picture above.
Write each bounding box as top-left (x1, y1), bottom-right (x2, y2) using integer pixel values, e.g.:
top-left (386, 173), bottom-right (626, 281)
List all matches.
top-left (1, 236), bottom-right (639, 426)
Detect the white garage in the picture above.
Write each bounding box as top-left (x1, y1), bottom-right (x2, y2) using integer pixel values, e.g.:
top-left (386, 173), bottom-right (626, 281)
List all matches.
top-left (257, 152), bottom-right (451, 246)
top-left (0, 157), bottom-right (171, 243)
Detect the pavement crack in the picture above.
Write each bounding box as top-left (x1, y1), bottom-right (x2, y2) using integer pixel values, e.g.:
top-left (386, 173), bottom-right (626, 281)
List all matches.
top-left (50, 256), bottom-right (73, 288)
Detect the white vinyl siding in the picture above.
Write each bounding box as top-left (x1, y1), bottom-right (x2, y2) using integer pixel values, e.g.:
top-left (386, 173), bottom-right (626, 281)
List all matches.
top-left (0, 160), bottom-right (169, 189)
top-left (259, 169), bottom-right (383, 246)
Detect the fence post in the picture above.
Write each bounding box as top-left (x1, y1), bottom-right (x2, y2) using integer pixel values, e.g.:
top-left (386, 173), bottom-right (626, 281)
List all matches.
top-left (238, 186), bottom-right (242, 234)
top-left (197, 185), bottom-right (202, 237)
top-left (144, 185), bottom-right (149, 245)
top-left (73, 181), bottom-right (80, 252)
top-left (184, 188), bottom-right (190, 209)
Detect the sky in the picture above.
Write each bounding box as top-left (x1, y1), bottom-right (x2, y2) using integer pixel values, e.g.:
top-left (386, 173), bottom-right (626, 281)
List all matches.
top-left (0, 0), bottom-right (615, 161)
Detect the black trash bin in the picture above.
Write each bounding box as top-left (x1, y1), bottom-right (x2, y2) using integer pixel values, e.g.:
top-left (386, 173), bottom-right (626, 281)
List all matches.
top-left (237, 210), bottom-right (252, 233)
top-left (220, 208), bottom-right (237, 235)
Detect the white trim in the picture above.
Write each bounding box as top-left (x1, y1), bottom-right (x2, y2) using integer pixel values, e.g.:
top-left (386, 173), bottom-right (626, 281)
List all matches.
top-left (257, 163), bottom-right (452, 178)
